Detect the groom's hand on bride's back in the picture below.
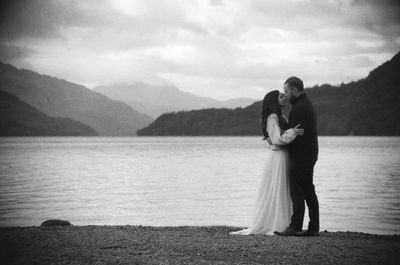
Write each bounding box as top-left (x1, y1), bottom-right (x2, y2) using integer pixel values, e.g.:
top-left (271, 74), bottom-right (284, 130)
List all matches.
top-left (266, 137), bottom-right (272, 145)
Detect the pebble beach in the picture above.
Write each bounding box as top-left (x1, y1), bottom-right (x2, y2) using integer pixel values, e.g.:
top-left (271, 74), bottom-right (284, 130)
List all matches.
top-left (1, 226), bottom-right (399, 264)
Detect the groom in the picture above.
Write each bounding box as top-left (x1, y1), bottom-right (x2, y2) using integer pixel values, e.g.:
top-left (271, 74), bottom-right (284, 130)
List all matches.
top-left (274, 76), bottom-right (320, 237)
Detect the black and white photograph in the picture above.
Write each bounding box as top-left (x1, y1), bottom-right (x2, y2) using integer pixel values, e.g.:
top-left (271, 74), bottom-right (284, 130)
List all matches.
top-left (0, 0), bottom-right (399, 264)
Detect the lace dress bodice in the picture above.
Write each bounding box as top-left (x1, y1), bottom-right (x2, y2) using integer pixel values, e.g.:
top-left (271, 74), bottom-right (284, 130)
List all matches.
top-left (266, 114), bottom-right (296, 150)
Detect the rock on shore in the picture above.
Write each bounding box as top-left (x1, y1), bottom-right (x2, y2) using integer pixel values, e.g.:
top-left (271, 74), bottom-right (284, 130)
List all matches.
top-left (40, 219), bottom-right (72, 227)
top-left (0, 226), bottom-right (399, 264)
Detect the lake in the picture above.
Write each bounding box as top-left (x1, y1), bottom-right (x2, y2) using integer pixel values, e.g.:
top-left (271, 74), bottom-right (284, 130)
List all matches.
top-left (0, 136), bottom-right (399, 235)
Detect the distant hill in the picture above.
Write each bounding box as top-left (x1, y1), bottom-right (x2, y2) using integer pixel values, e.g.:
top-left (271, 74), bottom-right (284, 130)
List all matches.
top-left (137, 51), bottom-right (400, 136)
top-left (94, 82), bottom-right (256, 118)
top-left (0, 91), bottom-right (97, 136)
top-left (137, 106), bottom-right (259, 136)
top-left (0, 62), bottom-right (153, 136)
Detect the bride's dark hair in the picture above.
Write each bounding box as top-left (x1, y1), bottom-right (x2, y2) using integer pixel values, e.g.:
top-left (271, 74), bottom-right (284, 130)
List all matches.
top-left (261, 90), bottom-right (287, 140)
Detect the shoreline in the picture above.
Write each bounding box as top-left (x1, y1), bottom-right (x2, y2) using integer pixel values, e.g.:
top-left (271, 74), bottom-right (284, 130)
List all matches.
top-left (1, 226), bottom-right (399, 264)
top-left (1, 224), bottom-right (399, 236)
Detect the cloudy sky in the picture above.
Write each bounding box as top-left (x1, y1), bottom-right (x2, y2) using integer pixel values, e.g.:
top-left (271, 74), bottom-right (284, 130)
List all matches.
top-left (1, 0), bottom-right (399, 100)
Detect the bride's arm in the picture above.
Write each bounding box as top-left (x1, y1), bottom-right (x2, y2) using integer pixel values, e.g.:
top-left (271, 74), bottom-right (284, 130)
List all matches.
top-left (267, 115), bottom-right (301, 145)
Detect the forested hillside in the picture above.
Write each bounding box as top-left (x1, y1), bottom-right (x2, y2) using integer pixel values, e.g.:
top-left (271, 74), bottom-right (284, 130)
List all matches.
top-left (0, 91), bottom-right (98, 136)
top-left (0, 63), bottom-right (153, 136)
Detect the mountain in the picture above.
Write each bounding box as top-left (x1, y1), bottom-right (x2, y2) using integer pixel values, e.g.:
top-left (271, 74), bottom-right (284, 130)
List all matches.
top-left (0, 62), bottom-right (153, 136)
top-left (93, 82), bottom-right (256, 118)
top-left (0, 91), bottom-right (97, 136)
top-left (137, 51), bottom-right (400, 136)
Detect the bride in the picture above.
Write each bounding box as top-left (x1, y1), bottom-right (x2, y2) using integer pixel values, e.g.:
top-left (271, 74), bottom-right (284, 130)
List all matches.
top-left (230, 90), bottom-right (303, 235)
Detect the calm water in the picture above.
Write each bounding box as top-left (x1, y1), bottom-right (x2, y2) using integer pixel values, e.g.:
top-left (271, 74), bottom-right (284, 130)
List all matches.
top-left (0, 137), bottom-right (399, 235)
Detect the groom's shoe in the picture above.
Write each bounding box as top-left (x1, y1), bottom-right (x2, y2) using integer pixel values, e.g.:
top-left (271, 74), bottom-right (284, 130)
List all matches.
top-left (274, 227), bottom-right (301, 236)
top-left (300, 230), bottom-right (320, 237)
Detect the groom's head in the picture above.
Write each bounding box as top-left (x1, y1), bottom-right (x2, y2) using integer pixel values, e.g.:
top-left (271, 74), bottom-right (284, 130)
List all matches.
top-left (284, 76), bottom-right (304, 104)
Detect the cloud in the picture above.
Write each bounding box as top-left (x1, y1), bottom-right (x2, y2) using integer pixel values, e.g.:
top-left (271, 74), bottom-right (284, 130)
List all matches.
top-left (0, 0), bottom-right (206, 43)
top-left (0, 0), bottom-right (399, 100)
top-left (0, 0), bottom-right (85, 40)
top-left (0, 44), bottom-right (34, 63)
top-left (352, 0), bottom-right (400, 27)
top-left (209, 0), bottom-right (225, 6)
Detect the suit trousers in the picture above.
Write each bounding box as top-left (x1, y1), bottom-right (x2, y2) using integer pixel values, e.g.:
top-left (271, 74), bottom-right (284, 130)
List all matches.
top-left (289, 162), bottom-right (320, 232)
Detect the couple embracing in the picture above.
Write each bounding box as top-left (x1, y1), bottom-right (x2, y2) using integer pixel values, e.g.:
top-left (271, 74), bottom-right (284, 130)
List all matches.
top-left (231, 76), bottom-right (320, 237)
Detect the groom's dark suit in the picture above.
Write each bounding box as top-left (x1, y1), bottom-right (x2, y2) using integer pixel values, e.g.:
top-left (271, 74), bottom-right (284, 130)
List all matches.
top-left (288, 93), bottom-right (320, 232)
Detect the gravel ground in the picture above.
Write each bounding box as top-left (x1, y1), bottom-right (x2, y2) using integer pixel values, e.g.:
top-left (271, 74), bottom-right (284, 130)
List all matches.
top-left (0, 226), bottom-right (399, 265)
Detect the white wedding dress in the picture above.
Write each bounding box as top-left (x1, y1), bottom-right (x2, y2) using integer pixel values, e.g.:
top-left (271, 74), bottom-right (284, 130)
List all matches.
top-left (230, 114), bottom-right (297, 235)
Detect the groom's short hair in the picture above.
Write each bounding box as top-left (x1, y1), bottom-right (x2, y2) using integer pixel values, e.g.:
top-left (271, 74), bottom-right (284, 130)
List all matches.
top-left (284, 76), bottom-right (304, 91)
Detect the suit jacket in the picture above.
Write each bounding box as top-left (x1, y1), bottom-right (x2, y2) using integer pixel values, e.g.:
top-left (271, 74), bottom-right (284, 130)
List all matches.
top-left (288, 93), bottom-right (318, 164)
